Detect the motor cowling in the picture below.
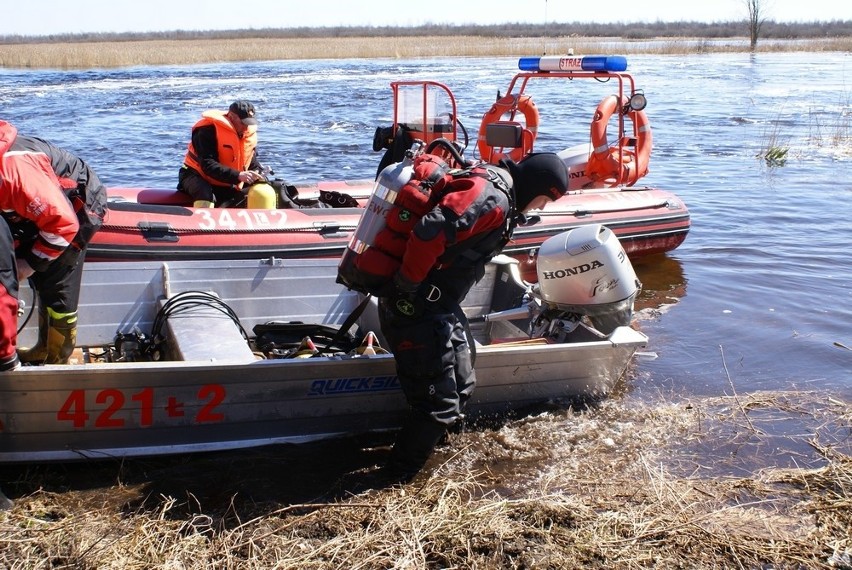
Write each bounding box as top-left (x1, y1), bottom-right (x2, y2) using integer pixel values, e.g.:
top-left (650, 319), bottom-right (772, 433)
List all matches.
top-left (535, 224), bottom-right (640, 333)
top-left (337, 151), bottom-right (450, 295)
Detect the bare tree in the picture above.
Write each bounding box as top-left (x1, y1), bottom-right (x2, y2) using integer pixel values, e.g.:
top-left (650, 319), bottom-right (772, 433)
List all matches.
top-left (745, 0), bottom-right (768, 50)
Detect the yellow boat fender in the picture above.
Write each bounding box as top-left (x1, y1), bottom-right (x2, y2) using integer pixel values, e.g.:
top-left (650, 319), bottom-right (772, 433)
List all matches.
top-left (247, 182), bottom-right (278, 209)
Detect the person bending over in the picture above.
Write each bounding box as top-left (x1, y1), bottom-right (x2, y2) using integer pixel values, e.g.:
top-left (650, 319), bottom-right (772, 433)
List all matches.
top-left (377, 152), bottom-right (570, 482)
top-left (0, 120), bottom-right (106, 366)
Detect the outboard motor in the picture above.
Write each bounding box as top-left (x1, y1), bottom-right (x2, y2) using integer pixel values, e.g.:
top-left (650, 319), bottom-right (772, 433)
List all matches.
top-left (532, 224), bottom-right (640, 337)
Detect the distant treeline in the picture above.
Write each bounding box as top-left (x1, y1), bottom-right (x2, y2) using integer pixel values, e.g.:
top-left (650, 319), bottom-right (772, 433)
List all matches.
top-left (3, 21), bottom-right (852, 44)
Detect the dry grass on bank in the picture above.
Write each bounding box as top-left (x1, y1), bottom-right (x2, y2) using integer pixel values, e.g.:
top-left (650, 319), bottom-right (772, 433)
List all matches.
top-left (1, 390), bottom-right (849, 569)
top-left (2, 35), bottom-right (851, 69)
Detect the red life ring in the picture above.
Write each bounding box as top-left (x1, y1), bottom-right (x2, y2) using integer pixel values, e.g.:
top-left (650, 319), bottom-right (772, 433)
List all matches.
top-left (586, 95), bottom-right (652, 187)
top-left (477, 94), bottom-right (540, 163)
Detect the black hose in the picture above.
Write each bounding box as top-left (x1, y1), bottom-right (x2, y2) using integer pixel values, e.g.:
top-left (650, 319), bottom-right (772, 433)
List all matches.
top-left (455, 115), bottom-right (470, 151)
top-left (150, 291), bottom-right (249, 342)
top-left (425, 137), bottom-right (468, 167)
top-left (16, 285), bottom-right (36, 335)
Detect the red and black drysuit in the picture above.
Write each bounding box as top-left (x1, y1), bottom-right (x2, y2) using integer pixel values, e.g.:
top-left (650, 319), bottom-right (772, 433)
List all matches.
top-left (0, 120), bottom-right (106, 366)
top-left (378, 163), bottom-right (515, 479)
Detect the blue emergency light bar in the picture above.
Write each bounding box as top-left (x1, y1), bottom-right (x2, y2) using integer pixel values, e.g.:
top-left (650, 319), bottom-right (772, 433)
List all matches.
top-left (518, 55), bottom-right (628, 73)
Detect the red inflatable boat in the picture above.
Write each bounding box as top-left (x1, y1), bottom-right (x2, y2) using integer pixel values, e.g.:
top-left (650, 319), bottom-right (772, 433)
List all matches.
top-left (88, 55), bottom-right (690, 267)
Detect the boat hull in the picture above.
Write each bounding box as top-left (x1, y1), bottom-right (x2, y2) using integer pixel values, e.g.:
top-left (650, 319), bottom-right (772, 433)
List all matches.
top-left (0, 330), bottom-right (643, 463)
top-left (3, 257), bottom-right (647, 463)
top-left (90, 183), bottom-right (689, 264)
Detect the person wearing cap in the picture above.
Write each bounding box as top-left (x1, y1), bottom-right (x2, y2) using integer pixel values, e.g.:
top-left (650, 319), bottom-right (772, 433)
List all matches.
top-left (0, 120), bottom-right (107, 367)
top-left (375, 152), bottom-right (570, 483)
top-left (178, 100), bottom-right (264, 208)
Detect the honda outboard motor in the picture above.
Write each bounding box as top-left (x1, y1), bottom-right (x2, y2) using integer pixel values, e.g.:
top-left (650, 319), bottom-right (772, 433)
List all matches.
top-left (534, 224), bottom-right (640, 335)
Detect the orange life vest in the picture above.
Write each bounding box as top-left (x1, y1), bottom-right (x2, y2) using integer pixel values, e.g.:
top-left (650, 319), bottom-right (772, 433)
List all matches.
top-left (183, 110), bottom-right (257, 186)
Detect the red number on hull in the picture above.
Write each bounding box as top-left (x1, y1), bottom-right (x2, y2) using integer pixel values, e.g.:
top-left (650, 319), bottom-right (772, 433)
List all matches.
top-left (57, 390), bottom-right (89, 428)
top-left (196, 384), bottom-right (226, 422)
top-left (95, 389), bottom-right (125, 428)
top-left (56, 385), bottom-right (226, 428)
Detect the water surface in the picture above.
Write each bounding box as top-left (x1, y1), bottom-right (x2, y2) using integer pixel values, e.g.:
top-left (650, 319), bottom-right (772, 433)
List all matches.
top-left (2, 53), bottom-right (850, 471)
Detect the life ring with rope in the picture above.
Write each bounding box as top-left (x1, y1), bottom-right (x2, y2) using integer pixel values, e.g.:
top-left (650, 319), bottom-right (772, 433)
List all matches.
top-left (477, 93), bottom-right (540, 163)
top-left (586, 94), bottom-right (652, 187)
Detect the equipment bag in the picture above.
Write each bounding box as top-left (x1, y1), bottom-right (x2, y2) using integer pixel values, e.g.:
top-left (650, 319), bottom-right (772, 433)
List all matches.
top-left (253, 321), bottom-right (361, 358)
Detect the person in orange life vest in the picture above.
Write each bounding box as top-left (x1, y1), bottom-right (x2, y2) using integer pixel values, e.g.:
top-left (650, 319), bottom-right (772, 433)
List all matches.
top-left (376, 152), bottom-right (570, 482)
top-left (178, 100), bottom-right (264, 208)
top-left (0, 120), bottom-right (107, 367)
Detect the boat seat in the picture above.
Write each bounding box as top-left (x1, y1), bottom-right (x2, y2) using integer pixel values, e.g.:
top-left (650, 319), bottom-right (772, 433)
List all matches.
top-left (136, 188), bottom-right (195, 206)
top-left (483, 121), bottom-right (534, 161)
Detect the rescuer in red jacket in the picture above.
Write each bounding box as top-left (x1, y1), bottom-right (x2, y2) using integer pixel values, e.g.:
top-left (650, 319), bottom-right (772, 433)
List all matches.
top-left (377, 152), bottom-right (570, 482)
top-left (0, 120), bottom-right (107, 367)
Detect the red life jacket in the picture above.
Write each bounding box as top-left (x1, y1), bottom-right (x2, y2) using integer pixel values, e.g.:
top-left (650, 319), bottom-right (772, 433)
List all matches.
top-left (0, 121), bottom-right (81, 271)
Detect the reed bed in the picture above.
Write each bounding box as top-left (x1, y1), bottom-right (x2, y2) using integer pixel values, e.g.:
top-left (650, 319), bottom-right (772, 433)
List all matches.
top-left (1, 389), bottom-right (849, 568)
top-left (2, 35), bottom-right (851, 69)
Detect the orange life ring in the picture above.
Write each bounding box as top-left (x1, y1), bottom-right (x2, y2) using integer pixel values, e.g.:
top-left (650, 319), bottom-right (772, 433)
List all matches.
top-left (586, 95), bottom-right (652, 187)
top-left (477, 94), bottom-right (540, 163)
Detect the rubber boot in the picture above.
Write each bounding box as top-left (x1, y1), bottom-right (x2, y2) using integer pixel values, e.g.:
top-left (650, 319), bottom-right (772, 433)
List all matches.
top-left (17, 305), bottom-right (48, 364)
top-left (45, 311), bottom-right (77, 364)
top-left (0, 487), bottom-right (12, 510)
top-left (193, 200), bottom-right (214, 208)
top-left (19, 308), bottom-right (77, 365)
top-left (383, 413), bottom-right (448, 483)
top-left (0, 353), bottom-right (20, 372)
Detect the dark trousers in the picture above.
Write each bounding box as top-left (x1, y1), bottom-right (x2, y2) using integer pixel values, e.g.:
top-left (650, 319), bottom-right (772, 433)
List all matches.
top-left (177, 168), bottom-right (238, 206)
top-left (27, 248), bottom-right (86, 315)
top-left (378, 299), bottom-right (476, 475)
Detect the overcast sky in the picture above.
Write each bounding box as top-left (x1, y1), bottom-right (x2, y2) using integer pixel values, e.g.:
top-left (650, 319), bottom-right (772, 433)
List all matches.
top-left (2, 0), bottom-right (848, 36)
